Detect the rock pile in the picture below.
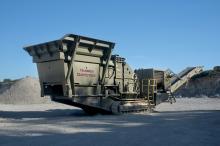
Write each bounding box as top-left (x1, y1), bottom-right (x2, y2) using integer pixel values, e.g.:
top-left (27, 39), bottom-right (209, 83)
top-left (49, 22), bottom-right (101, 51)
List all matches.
top-left (0, 77), bottom-right (50, 104)
top-left (175, 70), bottom-right (220, 97)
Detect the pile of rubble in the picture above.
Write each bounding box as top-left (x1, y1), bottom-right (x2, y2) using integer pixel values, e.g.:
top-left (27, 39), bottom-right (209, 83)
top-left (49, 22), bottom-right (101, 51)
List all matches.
top-left (0, 77), bottom-right (50, 104)
top-left (175, 68), bottom-right (220, 97)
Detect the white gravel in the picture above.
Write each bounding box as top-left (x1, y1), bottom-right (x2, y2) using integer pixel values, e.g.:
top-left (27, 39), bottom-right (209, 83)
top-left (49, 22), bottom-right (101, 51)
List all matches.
top-left (0, 77), bottom-right (50, 104)
top-left (0, 98), bottom-right (220, 146)
top-left (155, 97), bottom-right (220, 111)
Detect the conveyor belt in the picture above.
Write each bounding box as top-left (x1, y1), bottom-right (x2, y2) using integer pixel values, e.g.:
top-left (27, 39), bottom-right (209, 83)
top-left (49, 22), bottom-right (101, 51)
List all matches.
top-left (170, 66), bottom-right (203, 93)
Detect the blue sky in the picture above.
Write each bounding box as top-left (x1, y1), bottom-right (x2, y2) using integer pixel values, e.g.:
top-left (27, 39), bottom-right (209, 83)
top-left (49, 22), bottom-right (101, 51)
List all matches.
top-left (0, 0), bottom-right (219, 80)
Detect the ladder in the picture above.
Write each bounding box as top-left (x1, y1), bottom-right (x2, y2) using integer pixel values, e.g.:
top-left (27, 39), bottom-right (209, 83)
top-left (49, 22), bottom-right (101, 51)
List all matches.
top-left (142, 79), bottom-right (157, 107)
top-left (167, 91), bottom-right (176, 104)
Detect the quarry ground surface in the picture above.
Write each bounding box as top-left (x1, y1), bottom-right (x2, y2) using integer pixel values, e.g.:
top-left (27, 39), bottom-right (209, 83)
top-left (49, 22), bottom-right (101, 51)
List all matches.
top-left (0, 98), bottom-right (220, 146)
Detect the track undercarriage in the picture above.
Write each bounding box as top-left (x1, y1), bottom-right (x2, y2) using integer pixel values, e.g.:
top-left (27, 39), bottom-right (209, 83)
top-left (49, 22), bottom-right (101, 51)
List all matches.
top-left (52, 96), bottom-right (154, 114)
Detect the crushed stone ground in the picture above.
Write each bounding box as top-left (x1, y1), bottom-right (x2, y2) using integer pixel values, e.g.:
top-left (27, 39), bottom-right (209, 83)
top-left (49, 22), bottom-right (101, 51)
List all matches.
top-left (0, 98), bottom-right (220, 146)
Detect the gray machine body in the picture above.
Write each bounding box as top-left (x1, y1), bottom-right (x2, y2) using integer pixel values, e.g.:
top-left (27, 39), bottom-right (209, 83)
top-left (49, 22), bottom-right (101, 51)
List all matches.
top-left (24, 34), bottom-right (203, 113)
top-left (24, 34), bottom-right (141, 113)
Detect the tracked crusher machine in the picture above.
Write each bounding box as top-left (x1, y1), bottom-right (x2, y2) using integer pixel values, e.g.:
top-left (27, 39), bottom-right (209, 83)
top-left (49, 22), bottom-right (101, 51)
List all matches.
top-left (24, 34), bottom-right (203, 114)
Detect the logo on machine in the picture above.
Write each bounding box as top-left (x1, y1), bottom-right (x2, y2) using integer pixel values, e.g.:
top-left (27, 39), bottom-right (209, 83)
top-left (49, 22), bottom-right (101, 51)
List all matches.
top-left (77, 68), bottom-right (96, 77)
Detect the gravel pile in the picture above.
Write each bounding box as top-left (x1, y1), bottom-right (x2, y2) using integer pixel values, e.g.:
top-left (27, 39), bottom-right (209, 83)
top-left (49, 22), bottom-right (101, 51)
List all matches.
top-left (0, 77), bottom-right (50, 104)
top-left (175, 70), bottom-right (220, 97)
